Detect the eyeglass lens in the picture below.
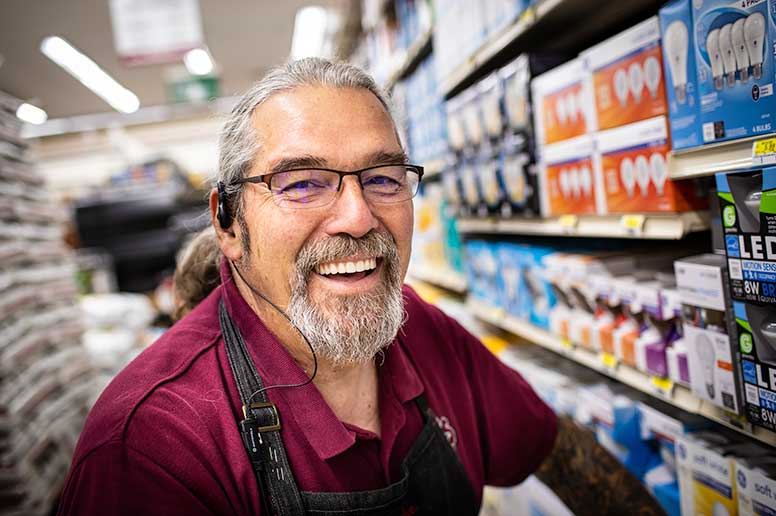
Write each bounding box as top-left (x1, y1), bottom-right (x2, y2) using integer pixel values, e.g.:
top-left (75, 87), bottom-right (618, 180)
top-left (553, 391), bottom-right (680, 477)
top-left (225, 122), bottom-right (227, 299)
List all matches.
top-left (269, 165), bottom-right (420, 208)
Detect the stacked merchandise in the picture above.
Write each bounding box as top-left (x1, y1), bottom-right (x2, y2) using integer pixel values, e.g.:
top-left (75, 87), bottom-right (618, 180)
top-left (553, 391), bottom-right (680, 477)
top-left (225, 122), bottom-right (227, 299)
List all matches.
top-left (432, 0), bottom-right (530, 81)
top-left (411, 182), bottom-right (464, 278)
top-left (443, 54), bottom-right (561, 219)
top-left (531, 15), bottom-right (708, 217)
top-left (0, 91), bottom-right (97, 515)
top-left (394, 52), bottom-right (448, 164)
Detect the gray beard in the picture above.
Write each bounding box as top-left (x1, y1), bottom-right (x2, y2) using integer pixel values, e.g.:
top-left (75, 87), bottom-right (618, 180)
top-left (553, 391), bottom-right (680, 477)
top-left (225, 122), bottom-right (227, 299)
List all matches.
top-left (286, 231), bottom-right (405, 366)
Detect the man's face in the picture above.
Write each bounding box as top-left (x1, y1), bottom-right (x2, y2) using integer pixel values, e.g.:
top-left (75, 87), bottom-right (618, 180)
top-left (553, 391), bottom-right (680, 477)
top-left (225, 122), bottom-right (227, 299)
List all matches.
top-left (236, 86), bottom-right (413, 363)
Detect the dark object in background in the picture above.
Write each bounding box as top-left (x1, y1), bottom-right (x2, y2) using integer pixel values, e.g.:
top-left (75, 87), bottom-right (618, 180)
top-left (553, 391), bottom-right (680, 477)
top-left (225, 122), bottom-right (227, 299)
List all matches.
top-left (74, 158), bottom-right (208, 293)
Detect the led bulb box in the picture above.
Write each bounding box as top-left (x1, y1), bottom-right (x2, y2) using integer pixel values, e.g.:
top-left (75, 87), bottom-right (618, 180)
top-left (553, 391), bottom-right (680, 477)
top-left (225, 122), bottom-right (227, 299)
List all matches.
top-left (531, 58), bottom-right (596, 147)
top-left (581, 16), bottom-right (668, 132)
top-left (659, 0), bottom-right (703, 150)
top-left (538, 134), bottom-right (602, 216)
top-left (715, 168), bottom-right (776, 306)
top-left (675, 254), bottom-right (743, 414)
top-left (693, 0), bottom-right (776, 144)
top-left (676, 436), bottom-right (740, 516)
top-left (595, 116), bottom-right (708, 213)
top-left (736, 457), bottom-right (776, 515)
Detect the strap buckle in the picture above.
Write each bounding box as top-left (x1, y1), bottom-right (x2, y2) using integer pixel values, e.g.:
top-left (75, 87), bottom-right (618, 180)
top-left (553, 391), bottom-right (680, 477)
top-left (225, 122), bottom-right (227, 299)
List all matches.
top-left (243, 402), bottom-right (281, 432)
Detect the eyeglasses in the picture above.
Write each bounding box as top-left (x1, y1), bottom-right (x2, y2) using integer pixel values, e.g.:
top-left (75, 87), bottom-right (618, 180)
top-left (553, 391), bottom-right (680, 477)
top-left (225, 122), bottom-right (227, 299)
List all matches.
top-left (233, 164), bottom-right (423, 209)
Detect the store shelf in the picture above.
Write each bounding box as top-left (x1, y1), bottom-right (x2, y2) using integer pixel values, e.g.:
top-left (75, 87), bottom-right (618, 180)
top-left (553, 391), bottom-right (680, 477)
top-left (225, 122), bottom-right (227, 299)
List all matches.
top-left (456, 211), bottom-right (710, 240)
top-left (408, 264), bottom-right (467, 294)
top-left (385, 27), bottom-right (433, 90)
top-left (466, 297), bottom-right (776, 447)
top-left (668, 134), bottom-right (769, 180)
top-left (439, 0), bottom-right (662, 98)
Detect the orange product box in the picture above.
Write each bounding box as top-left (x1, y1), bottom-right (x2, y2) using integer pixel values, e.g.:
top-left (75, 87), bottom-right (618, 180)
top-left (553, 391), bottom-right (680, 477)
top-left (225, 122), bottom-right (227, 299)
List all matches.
top-left (538, 135), bottom-right (603, 216)
top-left (595, 116), bottom-right (708, 213)
top-left (531, 58), bottom-right (596, 145)
top-left (581, 16), bottom-right (667, 131)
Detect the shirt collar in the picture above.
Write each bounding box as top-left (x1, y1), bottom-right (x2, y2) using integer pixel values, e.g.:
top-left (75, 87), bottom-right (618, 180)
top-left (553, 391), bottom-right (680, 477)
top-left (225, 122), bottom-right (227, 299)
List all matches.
top-left (218, 259), bottom-right (423, 460)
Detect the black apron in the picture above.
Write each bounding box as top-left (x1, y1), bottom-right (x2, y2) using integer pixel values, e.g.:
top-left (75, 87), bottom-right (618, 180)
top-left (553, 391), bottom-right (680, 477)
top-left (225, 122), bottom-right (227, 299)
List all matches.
top-left (218, 301), bottom-right (479, 515)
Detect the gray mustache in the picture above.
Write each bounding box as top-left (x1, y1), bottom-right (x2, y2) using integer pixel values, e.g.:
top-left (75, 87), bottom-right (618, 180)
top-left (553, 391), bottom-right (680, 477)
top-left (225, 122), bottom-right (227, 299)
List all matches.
top-left (296, 231), bottom-right (398, 275)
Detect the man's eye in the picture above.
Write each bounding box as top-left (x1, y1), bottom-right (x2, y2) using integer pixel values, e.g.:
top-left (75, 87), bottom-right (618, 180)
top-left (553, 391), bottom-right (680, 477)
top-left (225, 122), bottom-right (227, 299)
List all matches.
top-left (281, 180), bottom-right (327, 193)
top-left (364, 175), bottom-right (402, 187)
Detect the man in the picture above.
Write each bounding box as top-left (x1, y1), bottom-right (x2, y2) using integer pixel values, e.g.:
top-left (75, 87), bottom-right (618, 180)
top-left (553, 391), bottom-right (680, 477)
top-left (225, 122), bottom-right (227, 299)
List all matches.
top-left (58, 58), bottom-right (664, 515)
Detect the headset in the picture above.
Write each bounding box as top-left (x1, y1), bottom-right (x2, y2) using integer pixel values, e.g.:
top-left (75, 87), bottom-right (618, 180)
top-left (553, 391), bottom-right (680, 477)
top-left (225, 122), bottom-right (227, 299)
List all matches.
top-left (217, 180), bottom-right (318, 400)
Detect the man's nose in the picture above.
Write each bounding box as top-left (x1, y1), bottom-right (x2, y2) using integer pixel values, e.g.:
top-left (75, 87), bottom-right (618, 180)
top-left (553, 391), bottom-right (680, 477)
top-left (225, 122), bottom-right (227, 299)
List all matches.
top-left (325, 176), bottom-right (379, 238)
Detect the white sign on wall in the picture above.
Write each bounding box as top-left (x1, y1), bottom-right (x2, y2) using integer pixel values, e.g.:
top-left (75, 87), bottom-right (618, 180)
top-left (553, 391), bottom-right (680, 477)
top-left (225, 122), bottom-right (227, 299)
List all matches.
top-left (109, 0), bottom-right (204, 66)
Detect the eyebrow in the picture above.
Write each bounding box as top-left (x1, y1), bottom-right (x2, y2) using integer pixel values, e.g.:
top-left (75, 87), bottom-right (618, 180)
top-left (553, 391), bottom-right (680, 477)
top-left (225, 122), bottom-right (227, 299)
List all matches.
top-left (268, 150), bottom-right (410, 173)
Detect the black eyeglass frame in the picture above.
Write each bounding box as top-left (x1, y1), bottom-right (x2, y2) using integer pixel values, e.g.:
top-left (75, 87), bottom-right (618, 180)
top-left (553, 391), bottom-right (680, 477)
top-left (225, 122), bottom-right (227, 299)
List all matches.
top-left (232, 163), bottom-right (425, 201)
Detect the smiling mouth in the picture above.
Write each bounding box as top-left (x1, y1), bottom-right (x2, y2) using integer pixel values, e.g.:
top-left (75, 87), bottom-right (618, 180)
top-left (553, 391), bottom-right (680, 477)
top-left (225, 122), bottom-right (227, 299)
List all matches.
top-left (314, 257), bottom-right (379, 281)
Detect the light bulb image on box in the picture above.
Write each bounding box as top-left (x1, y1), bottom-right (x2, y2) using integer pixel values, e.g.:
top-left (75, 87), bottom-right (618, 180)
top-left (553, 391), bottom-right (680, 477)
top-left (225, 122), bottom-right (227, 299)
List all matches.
top-left (555, 96), bottom-right (568, 126)
top-left (712, 501), bottom-right (730, 516)
top-left (744, 12), bottom-right (765, 80)
top-left (727, 173), bottom-right (762, 233)
top-left (718, 24), bottom-right (737, 87)
top-left (695, 333), bottom-right (716, 398)
top-left (559, 168), bottom-right (570, 198)
top-left (568, 167), bottom-right (580, 199)
top-left (620, 158), bottom-right (636, 197)
top-left (664, 20), bottom-right (689, 104)
top-left (629, 62), bottom-right (644, 103)
top-left (614, 68), bottom-right (629, 106)
top-left (579, 165), bottom-right (592, 198)
top-left (635, 155), bottom-right (651, 196)
top-left (649, 153), bottom-right (668, 196)
top-left (744, 303), bottom-right (776, 364)
top-left (731, 18), bottom-right (750, 82)
top-left (566, 92), bottom-right (578, 124)
top-left (644, 57), bottom-right (662, 99)
top-left (707, 28), bottom-right (725, 90)
top-left (502, 268), bottom-right (519, 301)
top-left (576, 90), bottom-right (586, 125)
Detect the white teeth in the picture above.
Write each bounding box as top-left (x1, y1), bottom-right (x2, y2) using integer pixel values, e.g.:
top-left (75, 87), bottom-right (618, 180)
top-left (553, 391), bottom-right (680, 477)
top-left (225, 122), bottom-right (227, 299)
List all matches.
top-left (316, 257), bottom-right (378, 276)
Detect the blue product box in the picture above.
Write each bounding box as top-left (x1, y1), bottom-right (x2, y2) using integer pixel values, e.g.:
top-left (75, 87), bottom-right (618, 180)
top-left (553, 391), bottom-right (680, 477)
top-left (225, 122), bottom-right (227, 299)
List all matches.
top-left (659, 0), bottom-right (703, 150)
top-left (464, 240), bottom-right (501, 307)
top-left (496, 243), bottom-right (530, 320)
top-left (693, 0), bottom-right (776, 144)
top-left (524, 247), bottom-right (557, 330)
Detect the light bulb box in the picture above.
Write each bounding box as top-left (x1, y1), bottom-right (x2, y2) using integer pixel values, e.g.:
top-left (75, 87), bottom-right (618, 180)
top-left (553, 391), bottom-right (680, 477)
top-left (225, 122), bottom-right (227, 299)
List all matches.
top-left (538, 134), bottom-right (602, 216)
top-left (531, 58), bottom-right (596, 147)
top-left (675, 254), bottom-right (743, 414)
top-left (715, 167), bottom-right (776, 306)
top-left (693, 0), bottom-right (776, 144)
top-left (732, 300), bottom-right (776, 431)
top-left (581, 16), bottom-right (668, 132)
top-left (659, 0), bottom-right (703, 150)
top-left (675, 436), bottom-right (739, 516)
top-left (736, 458), bottom-right (776, 516)
top-left (595, 116), bottom-right (708, 213)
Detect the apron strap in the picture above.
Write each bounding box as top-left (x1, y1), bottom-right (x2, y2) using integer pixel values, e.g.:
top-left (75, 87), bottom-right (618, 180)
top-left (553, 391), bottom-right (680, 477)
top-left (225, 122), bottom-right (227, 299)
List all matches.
top-left (218, 300), bottom-right (306, 516)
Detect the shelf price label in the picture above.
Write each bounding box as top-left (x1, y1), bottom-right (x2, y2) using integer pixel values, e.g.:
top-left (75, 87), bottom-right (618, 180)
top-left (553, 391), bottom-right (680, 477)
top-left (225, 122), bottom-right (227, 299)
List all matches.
top-left (560, 338), bottom-right (574, 352)
top-left (620, 214), bottom-right (646, 236)
top-left (600, 352), bottom-right (618, 372)
top-left (651, 377), bottom-right (675, 399)
top-left (752, 137), bottom-right (776, 165)
top-left (559, 215), bottom-right (578, 234)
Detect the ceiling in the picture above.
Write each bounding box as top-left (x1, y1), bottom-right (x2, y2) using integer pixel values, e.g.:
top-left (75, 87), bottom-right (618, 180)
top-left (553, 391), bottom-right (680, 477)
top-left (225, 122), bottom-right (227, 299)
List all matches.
top-left (0, 0), bottom-right (350, 120)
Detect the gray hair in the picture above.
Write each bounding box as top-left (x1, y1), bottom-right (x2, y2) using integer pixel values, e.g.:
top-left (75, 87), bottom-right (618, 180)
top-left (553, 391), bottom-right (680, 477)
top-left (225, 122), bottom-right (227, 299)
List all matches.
top-left (216, 57), bottom-right (397, 221)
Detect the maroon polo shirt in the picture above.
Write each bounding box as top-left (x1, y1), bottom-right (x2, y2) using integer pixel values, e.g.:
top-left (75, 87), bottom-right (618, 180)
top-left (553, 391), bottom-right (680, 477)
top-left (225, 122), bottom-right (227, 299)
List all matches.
top-left (58, 260), bottom-right (556, 515)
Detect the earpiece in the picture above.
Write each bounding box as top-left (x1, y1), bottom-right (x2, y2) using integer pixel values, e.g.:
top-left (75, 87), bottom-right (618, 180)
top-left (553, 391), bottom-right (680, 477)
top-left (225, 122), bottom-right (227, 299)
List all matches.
top-left (217, 181), bottom-right (232, 229)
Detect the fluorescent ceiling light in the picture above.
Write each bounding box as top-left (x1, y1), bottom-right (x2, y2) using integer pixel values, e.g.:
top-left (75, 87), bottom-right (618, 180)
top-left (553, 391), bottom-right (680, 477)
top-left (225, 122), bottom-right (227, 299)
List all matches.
top-left (16, 103), bottom-right (48, 125)
top-left (291, 6), bottom-right (328, 60)
top-left (40, 36), bottom-right (140, 114)
top-left (184, 48), bottom-right (214, 76)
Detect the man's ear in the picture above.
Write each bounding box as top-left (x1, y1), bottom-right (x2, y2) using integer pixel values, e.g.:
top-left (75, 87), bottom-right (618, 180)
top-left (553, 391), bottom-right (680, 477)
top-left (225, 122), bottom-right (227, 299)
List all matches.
top-left (209, 188), bottom-right (243, 262)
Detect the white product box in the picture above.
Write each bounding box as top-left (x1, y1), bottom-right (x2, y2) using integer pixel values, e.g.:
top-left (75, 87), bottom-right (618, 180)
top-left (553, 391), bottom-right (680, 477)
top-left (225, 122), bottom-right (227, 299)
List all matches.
top-left (538, 134), bottom-right (602, 216)
top-left (675, 254), bottom-right (742, 414)
top-left (736, 458), bottom-right (776, 516)
top-left (676, 435), bottom-right (739, 516)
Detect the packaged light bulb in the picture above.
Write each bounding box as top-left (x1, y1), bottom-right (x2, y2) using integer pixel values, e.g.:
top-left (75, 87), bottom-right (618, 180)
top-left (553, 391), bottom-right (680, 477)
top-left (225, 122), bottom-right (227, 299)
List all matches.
top-left (477, 73), bottom-right (504, 140)
top-left (659, 0), bottom-right (703, 150)
top-left (732, 299), bottom-right (776, 430)
top-left (460, 159), bottom-right (482, 214)
top-left (693, 0), bottom-right (776, 145)
top-left (475, 148), bottom-right (502, 212)
top-left (445, 95), bottom-right (467, 151)
top-left (595, 116), bottom-right (708, 213)
top-left (531, 58), bottom-right (596, 147)
top-left (674, 254), bottom-right (742, 414)
top-left (538, 134), bottom-right (601, 216)
top-left (497, 136), bottom-right (533, 215)
top-left (736, 457), bottom-right (776, 515)
top-left (676, 435), bottom-right (739, 516)
top-left (581, 16), bottom-right (668, 131)
top-left (459, 87), bottom-right (485, 147)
